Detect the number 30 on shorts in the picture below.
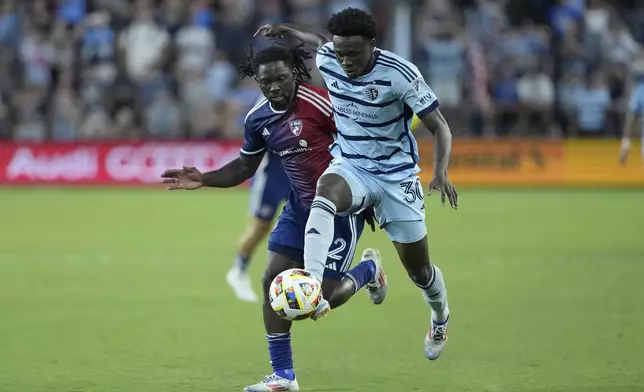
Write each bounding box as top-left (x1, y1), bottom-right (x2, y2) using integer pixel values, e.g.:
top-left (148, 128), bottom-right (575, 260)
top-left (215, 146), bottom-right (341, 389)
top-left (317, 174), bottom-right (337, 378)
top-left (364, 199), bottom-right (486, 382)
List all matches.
top-left (400, 178), bottom-right (424, 204)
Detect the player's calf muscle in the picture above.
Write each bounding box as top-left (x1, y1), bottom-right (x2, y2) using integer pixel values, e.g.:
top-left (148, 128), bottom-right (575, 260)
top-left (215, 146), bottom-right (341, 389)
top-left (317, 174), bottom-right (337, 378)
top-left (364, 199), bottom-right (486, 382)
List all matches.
top-left (315, 173), bottom-right (352, 212)
top-left (394, 238), bottom-right (433, 285)
top-left (238, 219), bottom-right (272, 256)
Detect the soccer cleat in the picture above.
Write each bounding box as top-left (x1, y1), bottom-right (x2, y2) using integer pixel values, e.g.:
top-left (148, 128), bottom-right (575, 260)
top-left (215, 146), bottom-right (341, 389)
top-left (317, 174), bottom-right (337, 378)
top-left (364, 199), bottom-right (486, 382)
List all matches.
top-left (309, 297), bottom-right (330, 321)
top-left (364, 248), bottom-right (387, 304)
top-left (226, 267), bottom-right (258, 303)
top-left (244, 374), bottom-right (300, 391)
top-left (424, 316), bottom-right (449, 360)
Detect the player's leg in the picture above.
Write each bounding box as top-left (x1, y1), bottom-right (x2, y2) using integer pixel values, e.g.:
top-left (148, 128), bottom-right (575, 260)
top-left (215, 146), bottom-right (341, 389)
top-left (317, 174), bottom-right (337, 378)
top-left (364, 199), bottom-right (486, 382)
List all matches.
top-left (390, 234), bottom-right (449, 360)
top-left (228, 217), bottom-right (272, 302)
top-left (245, 250), bottom-right (300, 392)
top-left (324, 247), bottom-right (386, 310)
top-left (310, 213), bottom-right (388, 319)
top-left (246, 200), bottom-right (306, 391)
top-left (377, 176), bottom-right (450, 360)
top-left (303, 160), bottom-right (374, 284)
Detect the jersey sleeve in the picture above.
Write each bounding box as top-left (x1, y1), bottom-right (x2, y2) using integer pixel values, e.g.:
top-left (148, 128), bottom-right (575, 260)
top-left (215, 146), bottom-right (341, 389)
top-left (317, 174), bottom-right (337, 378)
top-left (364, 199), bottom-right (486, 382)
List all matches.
top-left (628, 84), bottom-right (644, 115)
top-left (240, 119), bottom-right (266, 157)
top-left (394, 63), bottom-right (439, 119)
top-left (315, 42), bottom-right (335, 70)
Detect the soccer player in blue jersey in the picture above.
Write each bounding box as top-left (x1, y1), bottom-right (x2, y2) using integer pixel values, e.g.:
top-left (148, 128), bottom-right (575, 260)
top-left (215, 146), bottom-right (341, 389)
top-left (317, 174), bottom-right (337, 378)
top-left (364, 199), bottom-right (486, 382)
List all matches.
top-left (161, 43), bottom-right (387, 391)
top-left (226, 153), bottom-right (290, 303)
top-left (255, 7), bottom-right (458, 361)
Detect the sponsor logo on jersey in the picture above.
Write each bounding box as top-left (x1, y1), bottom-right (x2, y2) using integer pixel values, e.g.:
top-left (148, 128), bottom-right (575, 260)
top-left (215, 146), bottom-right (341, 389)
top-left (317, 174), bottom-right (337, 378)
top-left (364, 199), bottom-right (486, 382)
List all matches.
top-left (418, 92), bottom-right (434, 106)
top-left (289, 120), bottom-right (303, 136)
top-left (273, 139), bottom-right (311, 157)
top-left (334, 102), bottom-right (378, 121)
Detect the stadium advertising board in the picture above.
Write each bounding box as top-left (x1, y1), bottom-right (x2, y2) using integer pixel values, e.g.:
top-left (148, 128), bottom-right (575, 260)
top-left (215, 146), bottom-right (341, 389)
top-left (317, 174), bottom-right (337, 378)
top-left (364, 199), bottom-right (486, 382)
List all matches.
top-left (0, 140), bottom-right (642, 186)
top-left (416, 139), bottom-right (644, 186)
top-left (0, 141), bottom-right (242, 185)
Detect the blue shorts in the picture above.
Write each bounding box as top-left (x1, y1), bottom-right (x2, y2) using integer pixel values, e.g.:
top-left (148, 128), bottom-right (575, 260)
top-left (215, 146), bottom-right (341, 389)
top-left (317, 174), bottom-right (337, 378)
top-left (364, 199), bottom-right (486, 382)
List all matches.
top-left (268, 197), bottom-right (365, 281)
top-left (249, 154), bottom-right (290, 221)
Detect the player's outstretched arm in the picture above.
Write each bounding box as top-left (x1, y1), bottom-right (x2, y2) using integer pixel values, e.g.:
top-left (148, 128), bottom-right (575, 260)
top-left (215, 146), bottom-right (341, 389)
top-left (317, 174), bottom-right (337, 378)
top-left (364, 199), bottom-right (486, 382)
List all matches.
top-left (254, 23), bottom-right (328, 49)
top-left (161, 155), bottom-right (264, 190)
top-left (421, 110), bottom-right (458, 209)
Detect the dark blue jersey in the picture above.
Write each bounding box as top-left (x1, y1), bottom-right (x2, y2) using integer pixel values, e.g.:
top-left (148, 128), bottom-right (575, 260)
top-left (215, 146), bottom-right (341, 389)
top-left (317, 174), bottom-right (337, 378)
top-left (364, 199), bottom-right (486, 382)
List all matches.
top-left (240, 83), bottom-right (336, 207)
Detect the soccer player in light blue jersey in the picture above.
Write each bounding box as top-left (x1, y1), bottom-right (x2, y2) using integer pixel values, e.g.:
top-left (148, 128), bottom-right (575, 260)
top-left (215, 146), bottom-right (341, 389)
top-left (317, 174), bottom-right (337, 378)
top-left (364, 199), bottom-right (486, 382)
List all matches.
top-left (255, 7), bottom-right (458, 361)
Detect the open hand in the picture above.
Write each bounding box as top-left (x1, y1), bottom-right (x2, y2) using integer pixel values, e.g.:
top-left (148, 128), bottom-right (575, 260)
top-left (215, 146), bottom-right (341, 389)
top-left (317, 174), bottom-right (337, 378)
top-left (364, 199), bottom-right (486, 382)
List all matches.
top-left (254, 23), bottom-right (286, 39)
top-left (428, 174), bottom-right (458, 209)
top-left (161, 166), bottom-right (204, 190)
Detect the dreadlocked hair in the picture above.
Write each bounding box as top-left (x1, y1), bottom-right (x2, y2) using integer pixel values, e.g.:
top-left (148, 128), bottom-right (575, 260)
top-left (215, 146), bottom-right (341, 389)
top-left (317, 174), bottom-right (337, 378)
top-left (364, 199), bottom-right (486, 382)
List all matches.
top-left (238, 43), bottom-right (313, 82)
top-left (327, 7), bottom-right (378, 39)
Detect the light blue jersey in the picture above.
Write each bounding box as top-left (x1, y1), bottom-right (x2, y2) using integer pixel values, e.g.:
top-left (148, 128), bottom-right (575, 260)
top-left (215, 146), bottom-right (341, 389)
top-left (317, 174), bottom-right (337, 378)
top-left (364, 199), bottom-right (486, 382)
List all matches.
top-left (316, 42), bottom-right (439, 181)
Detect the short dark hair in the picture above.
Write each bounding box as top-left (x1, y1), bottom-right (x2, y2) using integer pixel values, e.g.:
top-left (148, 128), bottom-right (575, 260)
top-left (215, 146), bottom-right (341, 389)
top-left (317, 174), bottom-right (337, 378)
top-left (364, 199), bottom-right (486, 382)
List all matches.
top-left (326, 7), bottom-right (378, 39)
top-left (238, 43), bottom-right (312, 82)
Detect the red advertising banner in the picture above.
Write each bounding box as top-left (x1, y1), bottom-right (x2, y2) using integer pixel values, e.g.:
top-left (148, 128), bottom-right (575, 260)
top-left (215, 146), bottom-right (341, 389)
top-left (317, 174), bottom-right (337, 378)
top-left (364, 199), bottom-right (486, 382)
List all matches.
top-left (0, 141), bottom-right (243, 185)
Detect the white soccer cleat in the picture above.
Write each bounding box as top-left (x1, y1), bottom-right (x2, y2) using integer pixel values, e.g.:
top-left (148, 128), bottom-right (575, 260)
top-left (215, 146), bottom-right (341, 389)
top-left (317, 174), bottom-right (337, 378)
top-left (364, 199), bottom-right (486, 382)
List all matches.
top-left (424, 316), bottom-right (449, 360)
top-left (226, 267), bottom-right (258, 303)
top-left (363, 248), bottom-right (387, 304)
top-left (244, 374), bottom-right (300, 391)
top-left (309, 297), bottom-right (330, 321)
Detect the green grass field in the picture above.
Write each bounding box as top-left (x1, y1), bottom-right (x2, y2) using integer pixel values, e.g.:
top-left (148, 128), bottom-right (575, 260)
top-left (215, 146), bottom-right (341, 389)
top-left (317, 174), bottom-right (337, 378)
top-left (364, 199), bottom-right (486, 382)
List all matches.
top-left (1, 188), bottom-right (643, 392)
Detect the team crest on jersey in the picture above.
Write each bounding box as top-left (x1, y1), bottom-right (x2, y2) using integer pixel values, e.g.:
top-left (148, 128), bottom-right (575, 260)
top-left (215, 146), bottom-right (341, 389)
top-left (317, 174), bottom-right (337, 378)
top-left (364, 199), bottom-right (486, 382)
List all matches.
top-left (364, 85), bottom-right (379, 101)
top-left (412, 78), bottom-right (422, 93)
top-left (289, 119), bottom-right (303, 136)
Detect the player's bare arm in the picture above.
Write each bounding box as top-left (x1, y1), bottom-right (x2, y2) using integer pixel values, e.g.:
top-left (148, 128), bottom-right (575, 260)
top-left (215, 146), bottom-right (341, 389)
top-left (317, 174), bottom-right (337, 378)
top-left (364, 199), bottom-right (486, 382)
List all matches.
top-left (254, 23), bottom-right (329, 49)
top-left (161, 154), bottom-right (264, 190)
top-left (421, 109), bottom-right (458, 209)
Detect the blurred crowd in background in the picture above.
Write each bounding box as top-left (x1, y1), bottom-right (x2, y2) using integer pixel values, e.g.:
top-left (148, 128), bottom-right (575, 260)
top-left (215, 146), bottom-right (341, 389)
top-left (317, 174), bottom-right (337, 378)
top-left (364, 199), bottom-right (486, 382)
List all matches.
top-left (0, 0), bottom-right (643, 142)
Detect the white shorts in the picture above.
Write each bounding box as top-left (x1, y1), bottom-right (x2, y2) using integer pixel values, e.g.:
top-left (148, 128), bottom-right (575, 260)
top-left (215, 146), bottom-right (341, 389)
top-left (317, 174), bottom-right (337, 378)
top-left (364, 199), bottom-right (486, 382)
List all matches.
top-left (324, 159), bottom-right (427, 243)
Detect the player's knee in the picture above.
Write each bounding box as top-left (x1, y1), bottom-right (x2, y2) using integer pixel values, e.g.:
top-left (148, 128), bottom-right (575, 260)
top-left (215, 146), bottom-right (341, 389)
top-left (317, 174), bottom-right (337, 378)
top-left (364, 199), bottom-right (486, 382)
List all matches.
top-left (407, 264), bottom-right (433, 287)
top-left (261, 269), bottom-right (278, 301)
top-left (252, 218), bottom-right (272, 238)
top-left (315, 174), bottom-right (352, 211)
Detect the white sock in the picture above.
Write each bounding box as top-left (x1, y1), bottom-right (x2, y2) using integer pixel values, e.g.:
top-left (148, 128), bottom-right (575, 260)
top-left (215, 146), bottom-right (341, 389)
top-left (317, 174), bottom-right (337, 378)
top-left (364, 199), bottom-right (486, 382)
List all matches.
top-left (303, 196), bottom-right (337, 283)
top-left (417, 264), bottom-right (449, 323)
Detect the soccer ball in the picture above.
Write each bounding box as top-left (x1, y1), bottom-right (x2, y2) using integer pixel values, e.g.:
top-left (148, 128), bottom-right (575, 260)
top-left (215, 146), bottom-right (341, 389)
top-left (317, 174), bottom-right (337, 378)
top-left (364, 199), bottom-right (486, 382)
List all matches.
top-left (269, 269), bottom-right (322, 321)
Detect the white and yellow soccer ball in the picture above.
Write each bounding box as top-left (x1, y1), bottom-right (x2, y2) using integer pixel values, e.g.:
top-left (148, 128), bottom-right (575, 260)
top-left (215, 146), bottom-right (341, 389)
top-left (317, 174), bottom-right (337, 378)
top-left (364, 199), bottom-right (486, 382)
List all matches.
top-left (269, 269), bottom-right (322, 321)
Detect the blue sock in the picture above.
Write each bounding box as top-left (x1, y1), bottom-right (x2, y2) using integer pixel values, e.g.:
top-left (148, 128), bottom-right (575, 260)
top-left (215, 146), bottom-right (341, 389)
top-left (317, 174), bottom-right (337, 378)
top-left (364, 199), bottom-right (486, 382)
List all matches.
top-left (267, 333), bottom-right (295, 380)
top-left (346, 260), bottom-right (376, 293)
top-left (235, 254), bottom-right (250, 272)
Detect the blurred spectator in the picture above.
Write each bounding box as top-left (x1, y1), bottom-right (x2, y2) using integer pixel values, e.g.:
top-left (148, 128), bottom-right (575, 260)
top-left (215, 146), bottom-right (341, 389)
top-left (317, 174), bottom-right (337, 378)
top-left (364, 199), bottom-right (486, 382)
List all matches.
top-left (517, 61), bottom-right (555, 135)
top-left (19, 23), bottom-right (55, 92)
top-left (557, 69), bottom-right (585, 134)
top-left (572, 69), bottom-right (612, 137)
top-left (419, 4), bottom-right (466, 110)
top-left (558, 19), bottom-right (587, 75)
top-left (145, 89), bottom-right (182, 138)
top-left (81, 10), bottom-right (117, 87)
top-left (206, 50), bottom-right (236, 103)
top-left (118, 1), bottom-right (170, 106)
top-left (50, 69), bottom-right (83, 140)
top-left (492, 66), bottom-right (520, 135)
